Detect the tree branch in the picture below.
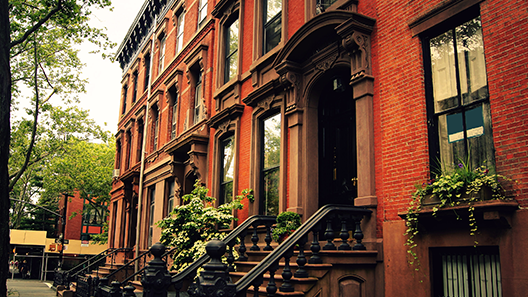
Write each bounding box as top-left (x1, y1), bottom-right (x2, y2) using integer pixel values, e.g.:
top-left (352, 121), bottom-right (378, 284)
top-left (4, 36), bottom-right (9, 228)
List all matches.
top-left (10, 0), bottom-right (63, 49)
top-left (9, 33), bottom-right (41, 191)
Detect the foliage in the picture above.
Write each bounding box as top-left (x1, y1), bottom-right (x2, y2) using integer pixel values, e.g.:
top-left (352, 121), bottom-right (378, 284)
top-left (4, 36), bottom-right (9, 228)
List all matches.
top-left (157, 181), bottom-right (251, 272)
top-left (271, 211), bottom-right (301, 243)
top-left (17, 194), bottom-right (58, 238)
top-left (9, 108), bottom-right (111, 246)
top-left (404, 159), bottom-right (514, 268)
top-left (2, 0), bottom-right (114, 294)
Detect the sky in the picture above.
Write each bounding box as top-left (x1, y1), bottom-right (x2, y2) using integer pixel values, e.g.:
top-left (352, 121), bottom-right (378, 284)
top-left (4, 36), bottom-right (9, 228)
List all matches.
top-left (76, 0), bottom-right (146, 133)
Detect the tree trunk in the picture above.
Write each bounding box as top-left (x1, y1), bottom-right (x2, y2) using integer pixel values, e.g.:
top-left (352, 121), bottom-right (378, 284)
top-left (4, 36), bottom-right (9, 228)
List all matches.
top-left (0, 0), bottom-right (12, 295)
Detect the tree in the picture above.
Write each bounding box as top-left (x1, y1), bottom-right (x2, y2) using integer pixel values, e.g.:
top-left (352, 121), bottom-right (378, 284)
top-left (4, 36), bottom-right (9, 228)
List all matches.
top-left (157, 182), bottom-right (251, 272)
top-left (0, 1), bottom-right (113, 294)
top-left (9, 105), bottom-right (109, 230)
top-left (40, 138), bottom-right (115, 242)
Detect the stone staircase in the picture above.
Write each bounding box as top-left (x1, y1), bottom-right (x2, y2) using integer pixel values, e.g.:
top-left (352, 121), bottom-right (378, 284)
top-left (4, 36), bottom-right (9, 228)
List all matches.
top-left (63, 205), bottom-right (380, 297)
top-left (229, 245), bottom-right (378, 296)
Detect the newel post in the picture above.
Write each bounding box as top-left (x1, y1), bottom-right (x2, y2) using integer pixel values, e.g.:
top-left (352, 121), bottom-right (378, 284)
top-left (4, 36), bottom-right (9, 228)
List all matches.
top-left (188, 239), bottom-right (236, 297)
top-left (141, 242), bottom-right (172, 297)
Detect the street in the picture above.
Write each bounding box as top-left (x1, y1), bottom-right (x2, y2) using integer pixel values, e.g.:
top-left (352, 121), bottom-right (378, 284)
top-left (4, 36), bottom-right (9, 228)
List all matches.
top-left (7, 279), bottom-right (56, 297)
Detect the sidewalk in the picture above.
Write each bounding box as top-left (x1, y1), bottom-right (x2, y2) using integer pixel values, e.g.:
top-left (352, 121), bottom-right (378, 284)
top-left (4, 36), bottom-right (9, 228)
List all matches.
top-left (7, 279), bottom-right (56, 297)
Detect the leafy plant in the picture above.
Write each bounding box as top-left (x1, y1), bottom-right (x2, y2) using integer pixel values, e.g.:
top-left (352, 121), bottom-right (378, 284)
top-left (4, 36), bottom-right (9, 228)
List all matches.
top-left (157, 181), bottom-right (251, 272)
top-left (404, 159), bottom-right (514, 268)
top-left (271, 211), bottom-right (301, 243)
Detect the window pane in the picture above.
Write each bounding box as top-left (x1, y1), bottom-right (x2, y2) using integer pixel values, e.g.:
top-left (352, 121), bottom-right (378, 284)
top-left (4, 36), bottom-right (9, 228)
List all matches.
top-left (225, 19), bottom-right (239, 83)
top-left (158, 37), bottom-right (166, 72)
top-left (264, 14), bottom-right (281, 53)
top-left (262, 113), bottom-right (281, 216)
top-left (171, 100), bottom-right (177, 139)
top-left (194, 72), bottom-right (202, 124)
top-left (436, 248), bottom-right (502, 297)
top-left (199, 0), bottom-right (207, 25)
top-left (266, 0), bottom-right (281, 22)
top-left (264, 0), bottom-right (281, 54)
top-left (167, 180), bottom-right (175, 215)
top-left (430, 30), bottom-right (458, 112)
top-left (263, 113), bottom-right (281, 169)
top-left (263, 167), bottom-right (279, 216)
top-left (222, 137), bottom-right (235, 183)
top-left (221, 181), bottom-right (233, 204)
top-left (176, 13), bottom-right (185, 53)
top-left (456, 17), bottom-right (488, 105)
top-left (437, 103), bottom-right (494, 170)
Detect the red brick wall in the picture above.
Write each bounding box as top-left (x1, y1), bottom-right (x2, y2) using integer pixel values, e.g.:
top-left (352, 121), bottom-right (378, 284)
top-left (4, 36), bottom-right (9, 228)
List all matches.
top-left (370, 0), bottom-right (528, 239)
top-left (480, 0), bottom-right (528, 206)
top-left (64, 192), bottom-right (84, 241)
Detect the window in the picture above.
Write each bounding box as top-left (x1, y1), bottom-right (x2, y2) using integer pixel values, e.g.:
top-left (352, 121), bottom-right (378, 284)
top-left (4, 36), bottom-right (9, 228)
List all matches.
top-left (169, 86), bottom-right (178, 139)
top-left (176, 12), bottom-right (185, 53)
top-left (166, 179), bottom-right (175, 216)
top-left (126, 130), bottom-right (132, 170)
top-left (148, 186), bottom-right (156, 247)
top-left (263, 0), bottom-right (282, 54)
top-left (260, 113), bottom-right (281, 215)
top-left (137, 119), bottom-right (144, 162)
top-left (152, 106), bottom-right (159, 151)
top-left (122, 85), bottom-right (128, 114)
top-left (423, 11), bottom-right (494, 172)
top-left (316, 0), bottom-right (338, 14)
top-left (431, 247), bottom-right (502, 297)
top-left (194, 71), bottom-right (203, 125)
top-left (198, 0), bottom-right (207, 28)
top-left (144, 54), bottom-right (151, 92)
top-left (224, 18), bottom-right (239, 84)
top-left (220, 136), bottom-right (235, 204)
top-left (158, 35), bottom-right (166, 74)
top-left (116, 139), bottom-right (122, 170)
top-left (132, 71), bottom-right (138, 103)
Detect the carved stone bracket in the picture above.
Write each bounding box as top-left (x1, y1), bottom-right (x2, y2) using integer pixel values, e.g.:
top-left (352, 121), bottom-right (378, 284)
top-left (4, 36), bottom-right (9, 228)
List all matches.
top-left (335, 13), bottom-right (375, 81)
top-left (342, 31), bottom-right (371, 79)
top-left (276, 61), bottom-right (302, 111)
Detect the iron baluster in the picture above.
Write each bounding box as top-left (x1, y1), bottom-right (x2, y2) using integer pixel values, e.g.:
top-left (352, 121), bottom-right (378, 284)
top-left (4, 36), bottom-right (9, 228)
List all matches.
top-left (238, 230), bottom-right (248, 261)
top-left (309, 227), bottom-right (322, 264)
top-left (250, 222), bottom-right (260, 251)
top-left (264, 222), bottom-right (273, 251)
top-left (353, 215), bottom-right (366, 250)
top-left (266, 262), bottom-right (279, 296)
top-left (295, 235), bottom-right (309, 278)
top-left (338, 218), bottom-right (352, 250)
top-left (226, 240), bottom-right (236, 272)
top-left (280, 248), bottom-right (294, 292)
top-left (323, 219), bottom-right (336, 250)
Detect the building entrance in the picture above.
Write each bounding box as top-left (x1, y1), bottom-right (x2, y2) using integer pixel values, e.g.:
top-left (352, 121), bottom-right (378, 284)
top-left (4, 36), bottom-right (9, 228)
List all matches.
top-left (318, 72), bottom-right (357, 207)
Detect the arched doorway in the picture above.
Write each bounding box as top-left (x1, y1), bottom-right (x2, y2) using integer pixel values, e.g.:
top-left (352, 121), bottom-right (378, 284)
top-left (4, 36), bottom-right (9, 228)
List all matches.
top-left (317, 69), bottom-right (357, 207)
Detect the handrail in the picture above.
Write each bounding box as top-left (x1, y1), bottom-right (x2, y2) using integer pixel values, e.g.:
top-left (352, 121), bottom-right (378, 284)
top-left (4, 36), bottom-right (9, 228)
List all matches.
top-left (171, 215), bottom-right (277, 285)
top-left (65, 247), bottom-right (113, 276)
top-left (234, 204), bottom-right (372, 292)
top-left (70, 248), bottom-right (131, 278)
top-left (103, 249), bottom-right (150, 282)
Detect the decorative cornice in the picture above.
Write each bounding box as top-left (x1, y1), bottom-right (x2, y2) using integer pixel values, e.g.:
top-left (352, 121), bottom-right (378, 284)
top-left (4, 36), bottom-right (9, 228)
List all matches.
top-left (208, 104), bottom-right (245, 129)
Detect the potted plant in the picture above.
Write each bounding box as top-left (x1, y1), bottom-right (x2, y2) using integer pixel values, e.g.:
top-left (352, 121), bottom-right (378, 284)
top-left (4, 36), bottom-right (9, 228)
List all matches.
top-left (272, 211), bottom-right (301, 243)
top-left (404, 159), bottom-right (514, 266)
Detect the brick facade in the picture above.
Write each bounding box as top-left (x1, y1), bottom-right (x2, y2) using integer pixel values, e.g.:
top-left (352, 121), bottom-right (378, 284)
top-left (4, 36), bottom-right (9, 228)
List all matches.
top-left (111, 0), bottom-right (528, 295)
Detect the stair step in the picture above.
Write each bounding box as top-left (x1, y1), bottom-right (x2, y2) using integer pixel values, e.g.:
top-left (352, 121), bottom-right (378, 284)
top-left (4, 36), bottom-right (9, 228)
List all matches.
top-left (246, 285), bottom-right (305, 297)
top-left (230, 271), bottom-right (318, 293)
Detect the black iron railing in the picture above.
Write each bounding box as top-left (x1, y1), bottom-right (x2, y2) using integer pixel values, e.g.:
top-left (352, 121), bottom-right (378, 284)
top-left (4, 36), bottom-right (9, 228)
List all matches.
top-left (80, 205), bottom-right (372, 296)
top-left (235, 204), bottom-right (371, 295)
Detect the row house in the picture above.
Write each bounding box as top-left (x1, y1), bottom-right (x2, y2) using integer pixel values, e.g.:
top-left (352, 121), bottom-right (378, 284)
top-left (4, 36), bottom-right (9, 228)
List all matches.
top-left (110, 0), bottom-right (528, 295)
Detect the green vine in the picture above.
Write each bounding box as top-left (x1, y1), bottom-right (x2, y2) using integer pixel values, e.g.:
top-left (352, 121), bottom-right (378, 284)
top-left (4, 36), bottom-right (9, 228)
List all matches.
top-left (157, 181), bottom-right (252, 271)
top-left (404, 159), bottom-right (514, 269)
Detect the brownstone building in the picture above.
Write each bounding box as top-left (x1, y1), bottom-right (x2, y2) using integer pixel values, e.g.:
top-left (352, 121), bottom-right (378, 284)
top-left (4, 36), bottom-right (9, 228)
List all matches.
top-left (110, 0), bottom-right (528, 295)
